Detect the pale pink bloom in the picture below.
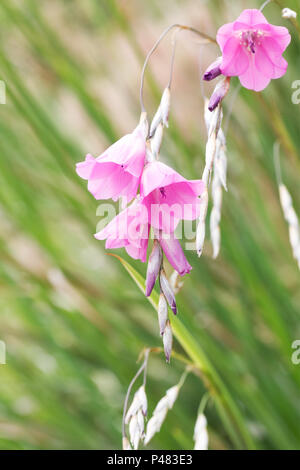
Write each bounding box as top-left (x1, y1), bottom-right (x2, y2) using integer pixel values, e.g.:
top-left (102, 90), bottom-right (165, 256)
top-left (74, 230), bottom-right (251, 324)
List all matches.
top-left (158, 233), bottom-right (192, 276)
top-left (217, 9), bottom-right (291, 91)
top-left (76, 127), bottom-right (146, 202)
top-left (94, 200), bottom-right (149, 262)
top-left (141, 161), bottom-right (205, 233)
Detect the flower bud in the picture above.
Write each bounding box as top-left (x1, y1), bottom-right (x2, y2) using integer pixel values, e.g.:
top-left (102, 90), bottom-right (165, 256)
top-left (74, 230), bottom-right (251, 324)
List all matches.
top-left (129, 414), bottom-right (140, 450)
top-left (137, 385), bottom-right (148, 417)
top-left (139, 111), bottom-right (149, 139)
top-left (282, 8), bottom-right (297, 19)
top-left (193, 413), bottom-right (209, 450)
top-left (151, 122), bottom-right (164, 158)
top-left (158, 293), bottom-right (168, 335)
top-left (208, 77), bottom-right (231, 112)
top-left (122, 436), bottom-right (132, 450)
top-left (150, 87), bottom-right (171, 136)
top-left (163, 320), bottom-right (173, 363)
top-left (145, 240), bottom-right (162, 297)
top-left (203, 57), bottom-right (222, 81)
top-left (166, 385), bottom-right (179, 408)
top-left (159, 269), bottom-right (177, 315)
top-left (160, 87), bottom-right (171, 128)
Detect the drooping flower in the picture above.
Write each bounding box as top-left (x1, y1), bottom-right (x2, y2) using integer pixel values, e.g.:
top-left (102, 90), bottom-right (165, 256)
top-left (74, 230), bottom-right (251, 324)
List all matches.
top-left (216, 9), bottom-right (291, 91)
top-left (141, 161), bottom-right (205, 233)
top-left (76, 125), bottom-right (146, 203)
top-left (94, 199), bottom-right (149, 262)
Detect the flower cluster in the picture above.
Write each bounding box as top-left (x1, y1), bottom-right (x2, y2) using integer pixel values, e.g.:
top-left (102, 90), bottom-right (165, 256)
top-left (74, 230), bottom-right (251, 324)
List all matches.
top-left (76, 91), bottom-right (205, 361)
top-left (76, 8), bottom-right (291, 364)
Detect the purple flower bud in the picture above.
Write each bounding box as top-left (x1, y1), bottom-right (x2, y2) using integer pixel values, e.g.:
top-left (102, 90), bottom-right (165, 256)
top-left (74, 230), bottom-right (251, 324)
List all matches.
top-left (159, 269), bottom-right (177, 315)
top-left (145, 240), bottom-right (162, 297)
top-left (163, 320), bottom-right (173, 363)
top-left (203, 57), bottom-right (222, 81)
top-left (158, 233), bottom-right (192, 276)
top-left (208, 77), bottom-right (231, 112)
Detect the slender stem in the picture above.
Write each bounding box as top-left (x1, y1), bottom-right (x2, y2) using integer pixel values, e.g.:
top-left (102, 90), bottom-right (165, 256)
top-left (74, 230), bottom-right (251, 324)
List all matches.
top-left (167, 30), bottom-right (179, 89)
top-left (197, 392), bottom-right (211, 416)
top-left (260, 0), bottom-right (272, 11)
top-left (122, 348), bottom-right (150, 437)
top-left (140, 24), bottom-right (216, 112)
top-left (143, 348), bottom-right (150, 387)
top-left (177, 366), bottom-right (190, 389)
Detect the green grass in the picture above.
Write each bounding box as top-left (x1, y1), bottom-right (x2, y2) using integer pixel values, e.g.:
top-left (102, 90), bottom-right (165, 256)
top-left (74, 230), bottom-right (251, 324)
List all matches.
top-left (0, 0), bottom-right (299, 450)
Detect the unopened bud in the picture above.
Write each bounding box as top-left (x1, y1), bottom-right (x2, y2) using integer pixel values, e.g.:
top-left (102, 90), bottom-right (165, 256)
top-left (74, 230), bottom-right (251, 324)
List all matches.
top-left (169, 270), bottom-right (184, 295)
top-left (150, 87), bottom-right (171, 136)
top-left (158, 293), bottom-right (168, 335)
top-left (129, 414), bottom-right (140, 450)
top-left (159, 269), bottom-right (177, 315)
top-left (166, 385), bottom-right (179, 408)
top-left (145, 240), bottom-right (162, 297)
top-left (196, 190), bottom-right (208, 257)
top-left (122, 436), bottom-right (132, 450)
top-left (163, 320), bottom-right (173, 363)
top-left (160, 87), bottom-right (171, 127)
top-left (137, 385), bottom-right (148, 417)
top-left (151, 122), bottom-right (164, 158)
top-left (137, 409), bottom-right (145, 437)
top-left (208, 77), bottom-right (231, 112)
top-left (193, 414), bottom-right (209, 450)
top-left (216, 147), bottom-right (227, 191)
top-left (282, 8), bottom-right (297, 19)
top-left (196, 223), bottom-right (206, 258)
top-left (203, 57), bottom-right (222, 81)
top-left (139, 111), bottom-right (149, 139)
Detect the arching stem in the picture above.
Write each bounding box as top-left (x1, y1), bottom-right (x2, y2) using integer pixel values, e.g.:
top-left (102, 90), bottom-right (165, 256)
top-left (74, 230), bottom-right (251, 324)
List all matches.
top-left (140, 24), bottom-right (216, 113)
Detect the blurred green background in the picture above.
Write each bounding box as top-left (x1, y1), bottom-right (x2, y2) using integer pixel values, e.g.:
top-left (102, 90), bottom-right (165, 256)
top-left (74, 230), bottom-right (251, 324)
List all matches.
top-left (0, 0), bottom-right (299, 450)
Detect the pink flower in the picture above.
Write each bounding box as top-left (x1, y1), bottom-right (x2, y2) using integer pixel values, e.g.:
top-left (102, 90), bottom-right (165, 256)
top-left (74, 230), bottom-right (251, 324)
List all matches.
top-left (217, 9), bottom-right (291, 91)
top-left (76, 126), bottom-right (146, 202)
top-left (94, 200), bottom-right (149, 262)
top-left (140, 161), bottom-right (205, 233)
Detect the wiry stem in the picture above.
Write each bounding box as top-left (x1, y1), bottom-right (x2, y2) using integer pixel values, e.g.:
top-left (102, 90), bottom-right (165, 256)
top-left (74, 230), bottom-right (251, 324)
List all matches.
top-left (140, 24), bottom-right (216, 112)
top-left (122, 348), bottom-right (150, 438)
top-left (260, 0), bottom-right (272, 11)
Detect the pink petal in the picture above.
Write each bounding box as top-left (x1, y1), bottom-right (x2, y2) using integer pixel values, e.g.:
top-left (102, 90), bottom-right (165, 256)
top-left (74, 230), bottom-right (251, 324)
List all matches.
top-left (94, 201), bottom-right (149, 262)
top-left (98, 132), bottom-right (146, 177)
top-left (140, 162), bottom-right (181, 198)
top-left (221, 37), bottom-right (249, 76)
top-left (236, 9), bottom-right (268, 26)
top-left (239, 55), bottom-right (271, 91)
top-left (269, 25), bottom-right (291, 52)
top-left (216, 22), bottom-right (235, 49)
top-left (125, 237), bottom-right (148, 263)
top-left (159, 234), bottom-right (192, 276)
top-left (76, 154), bottom-right (96, 179)
top-left (141, 162), bottom-right (204, 233)
top-left (257, 39), bottom-right (288, 79)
